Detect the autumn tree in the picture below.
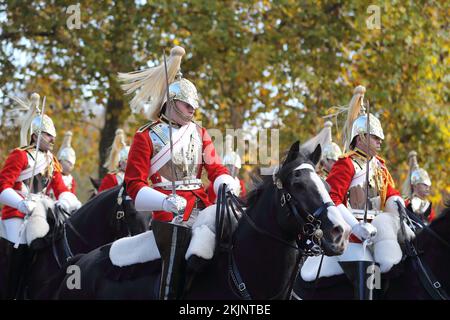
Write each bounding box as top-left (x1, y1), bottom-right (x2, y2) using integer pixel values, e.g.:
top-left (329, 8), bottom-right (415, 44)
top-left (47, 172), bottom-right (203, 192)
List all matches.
top-left (1, 1), bottom-right (448, 206)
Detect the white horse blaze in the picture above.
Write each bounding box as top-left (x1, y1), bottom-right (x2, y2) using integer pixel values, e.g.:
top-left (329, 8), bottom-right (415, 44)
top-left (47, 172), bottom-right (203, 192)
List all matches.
top-left (294, 163), bottom-right (346, 229)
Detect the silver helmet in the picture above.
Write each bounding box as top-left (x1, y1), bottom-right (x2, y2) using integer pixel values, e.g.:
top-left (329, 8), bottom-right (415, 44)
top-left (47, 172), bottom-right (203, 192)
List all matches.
top-left (163, 76), bottom-right (199, 110)
top-left (350, 113), bottom-right (384, 143)
top-left (343, 85), bottom-right (384, 151)
top-left (58, 131), bottom-right (76, 165)
top-left (31, 113), bottom-right (57, 138)
top-left (401, 150), bottom-right (432, 198)
top-left (411, 168), bottom-right (431, 186)
top-left (322, 142), bottom-right (342, 161)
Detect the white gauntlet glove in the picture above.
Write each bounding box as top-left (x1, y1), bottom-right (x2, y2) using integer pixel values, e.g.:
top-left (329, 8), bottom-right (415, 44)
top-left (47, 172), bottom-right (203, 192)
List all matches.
top-left (352, 221), bottom-right (377, 241)
top-left (57, 192), bottom-right (82, 213)
top-left (162, 194), bottom-right (187, 215)
top-left (55, 199), bottom-right (71, 213)
top-left (213, 174), bottom-right (240, 196)
top-left (0, 188), bottom-right (36, 215)
top-left (17, 199), bottom-right (37, 215)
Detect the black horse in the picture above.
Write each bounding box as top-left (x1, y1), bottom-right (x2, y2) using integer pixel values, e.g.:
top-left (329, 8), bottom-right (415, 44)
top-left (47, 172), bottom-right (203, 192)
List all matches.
top-left (0, 185), bottom-right (148, 299)
top-left (293, 202), bottom-right (450, 300)
top-left (54, 141), bottom-right (350, 300)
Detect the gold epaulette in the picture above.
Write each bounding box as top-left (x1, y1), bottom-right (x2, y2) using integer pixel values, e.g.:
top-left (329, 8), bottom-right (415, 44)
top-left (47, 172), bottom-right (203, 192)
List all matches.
top-left (376, 155), bottom-right (386, 164)
top-left (17, 145), bottom-right (35, 151)
top-left (339, 150), bottom-right (357, 159)
top-left (137, 121), bottom-right (158, 133)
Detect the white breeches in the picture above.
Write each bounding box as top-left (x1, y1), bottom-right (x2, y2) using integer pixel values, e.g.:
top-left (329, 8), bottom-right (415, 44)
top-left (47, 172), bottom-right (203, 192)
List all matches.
top-left (1, 218), bottom-right (27, 245)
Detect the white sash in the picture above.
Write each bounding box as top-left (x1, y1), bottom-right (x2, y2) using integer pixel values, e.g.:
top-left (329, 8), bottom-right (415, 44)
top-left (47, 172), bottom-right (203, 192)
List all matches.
top-left (149, 122), bottom-right (197, 176)
top-left (17, 151), bottom-right (51, 182)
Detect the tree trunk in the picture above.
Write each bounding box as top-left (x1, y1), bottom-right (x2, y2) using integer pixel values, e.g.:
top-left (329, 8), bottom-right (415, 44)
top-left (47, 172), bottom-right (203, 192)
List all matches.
top-left (98, 98), bottom-right (120, 178)
top-left (98, 77), bottom-right (128, 178)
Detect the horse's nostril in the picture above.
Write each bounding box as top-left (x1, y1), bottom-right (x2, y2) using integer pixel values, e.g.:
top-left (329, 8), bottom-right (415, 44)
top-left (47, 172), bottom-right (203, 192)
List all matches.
top-left (331, 225), bottom-right (344, 242)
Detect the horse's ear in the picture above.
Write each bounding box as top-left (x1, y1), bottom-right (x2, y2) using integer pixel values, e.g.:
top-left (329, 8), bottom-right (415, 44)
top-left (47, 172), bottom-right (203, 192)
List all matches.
top-left (90, 176), bottom-right (101, 189)
top-left (309, 144), bottom-right (322, 166)
top-left (284, 141), bottom-right (300, 165)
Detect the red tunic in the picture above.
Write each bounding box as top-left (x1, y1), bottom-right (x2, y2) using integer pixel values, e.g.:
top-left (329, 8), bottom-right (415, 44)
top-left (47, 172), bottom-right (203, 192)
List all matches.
top-left (206, 178), bottom-right (246, 203)
top-left (125, 124), bottom-right (229, 222)
top-left (0, 148), bottom-right (69, 220)
top-left (326, 153), bottom-right (400, 208)
top-left (48, 174), bottom-right (77, 196)
top-left (98, 173), bottom-right (119, 192)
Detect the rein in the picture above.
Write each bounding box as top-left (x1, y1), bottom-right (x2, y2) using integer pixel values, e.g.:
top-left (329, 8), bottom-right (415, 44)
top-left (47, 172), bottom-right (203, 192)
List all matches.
top-left (403, 205), bottom-right (450, 250)
top-left (51, 187), bottom-right (131, 268)
top-left (397, 201), bottom-right (449, 300)
top-left (50, 205), bottom-right (88, 268)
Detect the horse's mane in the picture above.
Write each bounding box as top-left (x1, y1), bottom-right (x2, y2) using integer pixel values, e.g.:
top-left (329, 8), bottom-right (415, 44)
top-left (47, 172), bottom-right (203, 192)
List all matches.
top-left (70, 185), bottom-right (121, 220)
top-left (246, 151), bottom-right (310, 208)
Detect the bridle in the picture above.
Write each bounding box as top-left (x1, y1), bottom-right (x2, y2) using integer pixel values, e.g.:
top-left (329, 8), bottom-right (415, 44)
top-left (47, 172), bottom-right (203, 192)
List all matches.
top-left (217, 162), bottom-right (334, 300)
top-left (110, 186), bottom-right (133, 239)
top-left (274, 163), bottom-right (334, 255)
top-left (397, 201), bottom-right (449, 300)
top-left (51, 186), bottom-right (133, 269)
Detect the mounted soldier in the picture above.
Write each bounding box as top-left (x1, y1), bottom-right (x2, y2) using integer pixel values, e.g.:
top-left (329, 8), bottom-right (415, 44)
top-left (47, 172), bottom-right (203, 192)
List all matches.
top-left (0, 93), bottom-right (81, 299)
top-left (54, 131), bottom-right (77, 195)
top-left (98, 129), bottom-right (130, 193)
top-left (118, 46), bottom-right (239, 299)
top-left (300, 85), bottom-right (414, 299)
top-left (402, 151), bottom-right (435, 224)
top-left (207, 135), bottom-right (246, 203)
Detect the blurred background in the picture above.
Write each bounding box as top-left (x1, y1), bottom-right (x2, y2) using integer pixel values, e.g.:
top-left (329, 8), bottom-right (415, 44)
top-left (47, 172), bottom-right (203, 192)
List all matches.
top-left (0, 1), bottom-right (448, 211)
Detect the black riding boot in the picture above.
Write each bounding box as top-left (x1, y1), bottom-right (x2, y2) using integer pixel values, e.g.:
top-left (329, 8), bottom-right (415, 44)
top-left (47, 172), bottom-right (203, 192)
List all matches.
top-left (5, 242), bottom-right (29, 300)
top-left (339, 260), bottom-right (378, 300)
top-left (152, 220), bottom-right (192, 300)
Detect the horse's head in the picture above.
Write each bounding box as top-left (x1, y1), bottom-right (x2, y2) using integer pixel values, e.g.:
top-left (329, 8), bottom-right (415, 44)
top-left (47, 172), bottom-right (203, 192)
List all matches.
top-left (274, 141), bottom-right (350, 256)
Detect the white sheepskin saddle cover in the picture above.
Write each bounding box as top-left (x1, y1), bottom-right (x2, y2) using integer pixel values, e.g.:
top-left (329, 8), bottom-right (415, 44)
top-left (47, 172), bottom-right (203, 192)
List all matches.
top-left (301, 210), bottom-right (416, 282)
top-left (109, 205), bottom-right (227, 267)
top-left (109, 230), bottom-right (161, 267)
top-left (25, 197), bottom-right (53, 245)
top-left (301, 243), bottom-right (373, 281)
